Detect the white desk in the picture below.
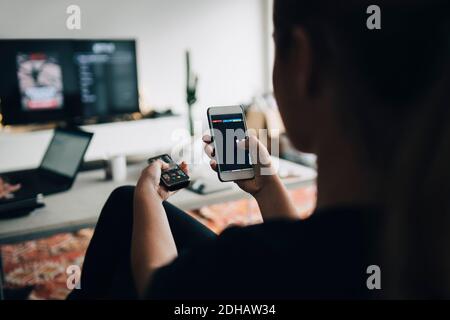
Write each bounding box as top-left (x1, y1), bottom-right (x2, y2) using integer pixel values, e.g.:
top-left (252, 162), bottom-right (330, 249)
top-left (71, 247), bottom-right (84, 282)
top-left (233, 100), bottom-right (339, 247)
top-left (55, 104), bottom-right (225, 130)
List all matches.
top-left (0, 158), bottom-right (316, 245)
top-left (0, 116), bottom-right (186, 172)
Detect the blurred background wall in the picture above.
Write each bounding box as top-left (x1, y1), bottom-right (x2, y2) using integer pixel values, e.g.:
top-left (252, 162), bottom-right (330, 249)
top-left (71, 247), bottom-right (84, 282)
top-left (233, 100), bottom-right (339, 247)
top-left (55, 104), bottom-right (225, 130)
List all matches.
top-left (0, 0), bottom-right (273, 120)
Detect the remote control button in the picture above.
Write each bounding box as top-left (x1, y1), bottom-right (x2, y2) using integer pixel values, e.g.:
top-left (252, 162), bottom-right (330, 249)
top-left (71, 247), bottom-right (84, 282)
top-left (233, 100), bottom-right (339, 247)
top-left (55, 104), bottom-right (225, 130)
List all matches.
top-left (177, 170), bottom-right (185, 176)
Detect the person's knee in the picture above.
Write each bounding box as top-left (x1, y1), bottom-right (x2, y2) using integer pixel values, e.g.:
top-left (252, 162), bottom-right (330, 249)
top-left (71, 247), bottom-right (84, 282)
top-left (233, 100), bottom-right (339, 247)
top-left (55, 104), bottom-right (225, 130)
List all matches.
top-left (162, 200), bottom-right (175, 211)
top-left (95, 185), bottom-right (135, 228)
top-left (110, 186), bottom-right (134, 199)
top-left (106, 186), bottom-right (135, 211)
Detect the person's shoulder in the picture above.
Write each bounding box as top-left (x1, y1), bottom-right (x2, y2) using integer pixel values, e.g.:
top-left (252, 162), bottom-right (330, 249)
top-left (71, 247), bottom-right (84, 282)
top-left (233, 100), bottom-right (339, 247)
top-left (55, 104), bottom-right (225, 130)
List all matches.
top-left (217, 206), bottom-right (355, 238)
top-left (216, 206), bottom-right (379, 248)
top-left (215, 219), bottom-right (306, 254)
top-left (218, 219), bottom-right (298, 241)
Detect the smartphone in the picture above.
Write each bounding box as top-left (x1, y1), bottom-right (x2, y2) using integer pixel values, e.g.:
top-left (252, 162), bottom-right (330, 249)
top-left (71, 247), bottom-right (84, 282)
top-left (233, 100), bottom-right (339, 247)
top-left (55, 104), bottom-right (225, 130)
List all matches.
top-left (207, 105), bottom-right (255, 182)
top-left (147, 154), bottom-right (190, 191)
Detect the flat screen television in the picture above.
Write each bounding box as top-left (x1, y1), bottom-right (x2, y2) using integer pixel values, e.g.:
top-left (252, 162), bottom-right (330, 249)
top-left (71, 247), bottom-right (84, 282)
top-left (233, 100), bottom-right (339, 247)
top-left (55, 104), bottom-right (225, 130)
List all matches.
top-left (0, 39), bottom-right (139, 125)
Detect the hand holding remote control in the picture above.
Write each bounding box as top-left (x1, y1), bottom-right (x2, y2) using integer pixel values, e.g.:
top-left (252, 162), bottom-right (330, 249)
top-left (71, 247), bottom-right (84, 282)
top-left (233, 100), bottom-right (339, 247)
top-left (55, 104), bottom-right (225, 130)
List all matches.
top-left (147, 154), bottom-right (190, 192)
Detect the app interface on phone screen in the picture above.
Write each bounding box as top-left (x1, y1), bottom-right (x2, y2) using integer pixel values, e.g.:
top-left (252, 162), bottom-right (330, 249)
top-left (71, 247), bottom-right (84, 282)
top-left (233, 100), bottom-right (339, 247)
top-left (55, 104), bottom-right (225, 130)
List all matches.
top-left (210, 113), bottom-right (252, 172)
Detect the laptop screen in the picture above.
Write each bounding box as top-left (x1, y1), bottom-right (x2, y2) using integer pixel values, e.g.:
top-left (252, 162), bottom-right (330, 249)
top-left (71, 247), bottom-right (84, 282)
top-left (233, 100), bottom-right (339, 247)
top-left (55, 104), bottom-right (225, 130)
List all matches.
top-left (40, 130), bottom-right (92, 178)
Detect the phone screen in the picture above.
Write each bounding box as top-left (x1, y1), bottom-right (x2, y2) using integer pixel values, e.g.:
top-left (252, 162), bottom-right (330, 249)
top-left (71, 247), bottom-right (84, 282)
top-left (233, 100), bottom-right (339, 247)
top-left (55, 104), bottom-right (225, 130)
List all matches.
top-left (210, 113), bottom-right (252, 173)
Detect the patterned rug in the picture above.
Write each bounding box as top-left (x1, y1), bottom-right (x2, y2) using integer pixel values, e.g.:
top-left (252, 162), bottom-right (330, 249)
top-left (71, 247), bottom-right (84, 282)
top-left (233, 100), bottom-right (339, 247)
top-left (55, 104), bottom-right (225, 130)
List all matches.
top-left (1, 186), bottom-right (316, 300)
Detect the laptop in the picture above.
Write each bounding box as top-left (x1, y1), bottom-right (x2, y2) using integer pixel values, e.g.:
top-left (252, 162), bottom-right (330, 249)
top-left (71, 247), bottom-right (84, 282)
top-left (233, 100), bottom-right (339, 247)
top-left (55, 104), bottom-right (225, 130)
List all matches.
top-left (0, 128), bottom-right (93, 200)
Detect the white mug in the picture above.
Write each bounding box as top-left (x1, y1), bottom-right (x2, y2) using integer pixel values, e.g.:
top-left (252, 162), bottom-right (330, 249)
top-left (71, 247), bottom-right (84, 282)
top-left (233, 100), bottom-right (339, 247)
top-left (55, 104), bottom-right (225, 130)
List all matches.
top-left (106, 155), bottom-right (127, 182)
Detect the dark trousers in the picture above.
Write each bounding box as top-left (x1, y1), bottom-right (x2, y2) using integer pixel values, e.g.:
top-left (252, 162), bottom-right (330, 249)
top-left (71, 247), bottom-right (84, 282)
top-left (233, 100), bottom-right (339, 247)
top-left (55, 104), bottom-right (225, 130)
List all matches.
top-left (67, 186), bottom-right (217, 300)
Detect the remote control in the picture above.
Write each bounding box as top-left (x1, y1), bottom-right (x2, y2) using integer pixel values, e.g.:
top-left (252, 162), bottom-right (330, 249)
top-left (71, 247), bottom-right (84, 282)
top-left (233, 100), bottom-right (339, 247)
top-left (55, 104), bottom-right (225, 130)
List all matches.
top-left (147, 154), bottom-right (190, 191)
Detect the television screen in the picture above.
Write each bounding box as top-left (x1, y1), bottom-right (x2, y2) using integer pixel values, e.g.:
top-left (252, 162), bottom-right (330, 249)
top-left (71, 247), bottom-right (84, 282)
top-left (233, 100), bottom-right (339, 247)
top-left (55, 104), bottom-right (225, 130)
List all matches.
top-left (17, 52), bottom-right (65, 111)
top-left (0, 39), bottom-right (139, 125)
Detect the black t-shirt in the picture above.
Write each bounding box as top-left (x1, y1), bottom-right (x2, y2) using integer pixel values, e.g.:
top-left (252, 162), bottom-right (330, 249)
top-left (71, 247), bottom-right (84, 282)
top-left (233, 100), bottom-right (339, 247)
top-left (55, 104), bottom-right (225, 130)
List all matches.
top-left (147, 207), bottom-right (382, 299)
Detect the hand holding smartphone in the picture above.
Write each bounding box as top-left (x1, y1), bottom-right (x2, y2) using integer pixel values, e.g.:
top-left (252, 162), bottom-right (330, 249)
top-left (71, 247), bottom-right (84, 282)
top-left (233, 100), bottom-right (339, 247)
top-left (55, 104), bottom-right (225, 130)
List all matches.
top-left (207, 105), bottom-right (255, 182)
